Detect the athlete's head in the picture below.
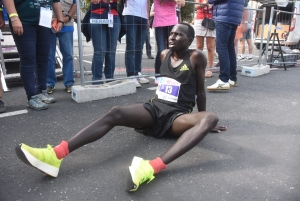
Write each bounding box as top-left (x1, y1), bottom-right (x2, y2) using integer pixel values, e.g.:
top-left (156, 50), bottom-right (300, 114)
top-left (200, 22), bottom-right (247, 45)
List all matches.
top-left (168, 23), bottom-right (195, 51)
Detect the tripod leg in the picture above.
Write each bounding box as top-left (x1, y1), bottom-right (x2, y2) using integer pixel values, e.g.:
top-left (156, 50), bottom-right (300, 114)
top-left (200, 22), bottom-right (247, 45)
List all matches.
top-left (276, 34), bottom-right (287, 70)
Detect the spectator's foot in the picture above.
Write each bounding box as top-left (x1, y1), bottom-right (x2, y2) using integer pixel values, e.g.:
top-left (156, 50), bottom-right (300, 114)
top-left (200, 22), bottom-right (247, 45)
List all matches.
top-left (27, 95), bottom-right (48, 110)
top-left (228, 79), bottom-right (237, 87)
top-left (125, 156), bottom-right (155, 192)
top-left (237, 55), bottom-right (246, 61)
top-left (15, 143), bottom-right (62, 177)
top-left (0, 100), bottom-right (6, 113)
top-left (129, 76), bottom-right (141, 88)
top-left (214, 62), bottom-right (220, 68)
top-left (137, 72), bottom-right (149, 84)
top-left (205, 70), bottom-right (213, 78)
top-left (65, 85), bottom-right (72, 93)
top-left (46, 86), bottom-right (55, 94)
top-left (247, 57), bottom-right (253, 61)
top-left (147, 55), bottom-right (154, 59)
top-left (207, 79), bottom-right (230, 90)
top-left (38, 90), bottom-right (56, 104)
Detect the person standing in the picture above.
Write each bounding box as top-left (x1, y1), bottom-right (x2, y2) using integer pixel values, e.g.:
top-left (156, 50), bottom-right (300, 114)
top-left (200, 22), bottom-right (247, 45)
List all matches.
top-left (153, 0), bottom-right (185, 79)
top-left (88, 0), bottom-right (121, 85)
top-left (194, 0), bottom-right (215, 78)
top-left (123, 0), bottom-right (150, 87)
top-left (237, 5), bottom-right (253, 61)
top-left (207, 0), bottom-right (248, 90)
top-left (3, 0), bottom-right (64, 110)
top-left (47, 0), bottom-right (76, 94)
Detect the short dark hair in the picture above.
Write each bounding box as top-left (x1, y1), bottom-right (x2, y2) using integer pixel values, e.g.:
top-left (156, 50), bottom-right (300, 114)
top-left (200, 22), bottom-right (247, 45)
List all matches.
top-left (178, 22), bottom-right (195, 40)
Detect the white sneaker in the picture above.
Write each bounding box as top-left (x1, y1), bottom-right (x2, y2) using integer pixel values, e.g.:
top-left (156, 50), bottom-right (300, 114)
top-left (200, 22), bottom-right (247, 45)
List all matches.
top-left (237, 55), bottom-right (246, 61)
top-left (129, 76), bottom-right (141, 88)
top-left (207, 79), bottom-right (230, 90)
top-left (137, 72), bottom-right (149, 84)
top-left (228, 79), bottom-right (237, 87)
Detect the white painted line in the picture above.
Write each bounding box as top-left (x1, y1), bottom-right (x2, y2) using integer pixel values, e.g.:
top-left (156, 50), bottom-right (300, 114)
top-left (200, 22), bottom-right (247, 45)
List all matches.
top-left (147, 87), bottom-right (157, 90)
top-left (0, 109), bottom-right (28, 118)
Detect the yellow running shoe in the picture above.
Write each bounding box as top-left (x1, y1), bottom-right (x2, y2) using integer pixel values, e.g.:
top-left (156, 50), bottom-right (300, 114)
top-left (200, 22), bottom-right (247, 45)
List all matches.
top-left (15, 143), bottom-right (62, 177)
top-left (125, 156), bottom-right (155, 192)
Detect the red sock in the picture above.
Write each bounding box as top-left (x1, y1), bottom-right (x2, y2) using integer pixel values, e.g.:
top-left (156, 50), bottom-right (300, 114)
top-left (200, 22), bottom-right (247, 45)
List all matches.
top-left (149, 157), bottom-right (167, 174)
top-left (53, 141), bottom-right (69, 160)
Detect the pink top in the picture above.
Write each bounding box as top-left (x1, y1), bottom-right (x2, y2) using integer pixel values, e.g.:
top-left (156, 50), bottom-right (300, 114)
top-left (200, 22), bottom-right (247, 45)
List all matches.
top-left (153, 0), bottom-right (178, 28)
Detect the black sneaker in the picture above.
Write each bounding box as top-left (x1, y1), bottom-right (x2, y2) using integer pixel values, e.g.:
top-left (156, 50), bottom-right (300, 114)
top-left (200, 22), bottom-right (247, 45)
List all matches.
top-left (0, 100), bottom-right (6, 113)
top-left (214, 62), bottom-right (220, 68)
top-left (47, 86), bottom-right (55, 94)
top-left (65, 85), bottom-right (72, 93)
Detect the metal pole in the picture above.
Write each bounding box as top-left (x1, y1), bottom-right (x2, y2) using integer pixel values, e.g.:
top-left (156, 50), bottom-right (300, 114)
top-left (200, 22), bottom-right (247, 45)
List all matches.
top-left (265, 6), bottom-right (274, 66)
top-left (258, 7), bottom-right (266, 66)
top-left (75, 0), bottom-right (85, 86)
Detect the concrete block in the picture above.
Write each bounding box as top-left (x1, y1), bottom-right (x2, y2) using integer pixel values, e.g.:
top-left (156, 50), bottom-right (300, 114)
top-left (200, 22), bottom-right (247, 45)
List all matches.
top-left (72, 79), bottom-right (136, 103)
top-left (241, 64), bottom-right (270, 77)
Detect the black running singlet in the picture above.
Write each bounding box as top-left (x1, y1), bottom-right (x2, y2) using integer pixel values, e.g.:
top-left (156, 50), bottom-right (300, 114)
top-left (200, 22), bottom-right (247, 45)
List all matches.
top-left (154, 50), bottom-right (197, 107)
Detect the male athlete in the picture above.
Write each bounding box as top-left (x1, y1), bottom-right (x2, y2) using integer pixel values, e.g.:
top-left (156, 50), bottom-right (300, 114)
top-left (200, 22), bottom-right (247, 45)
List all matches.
top-left (15, 23), bottom-right (219, 192)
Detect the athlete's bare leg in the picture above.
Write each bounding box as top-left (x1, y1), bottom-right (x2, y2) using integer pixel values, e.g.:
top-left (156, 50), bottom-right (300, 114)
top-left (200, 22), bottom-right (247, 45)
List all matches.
top-left (67, 104), bottom-right (153, 152)
top-left (159, 111), bottom-right (219, 164)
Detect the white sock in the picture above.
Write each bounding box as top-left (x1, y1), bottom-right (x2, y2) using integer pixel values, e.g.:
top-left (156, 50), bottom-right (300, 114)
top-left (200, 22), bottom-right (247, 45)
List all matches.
top-left (248, 54), bottom-right (253, 58)
top-left (240, 54), bottom-right (245, 58)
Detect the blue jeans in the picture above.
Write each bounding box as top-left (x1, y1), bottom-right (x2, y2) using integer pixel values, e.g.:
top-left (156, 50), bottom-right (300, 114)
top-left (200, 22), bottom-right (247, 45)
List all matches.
top-left (88, 14), bottom-right (121, 84)
top-left (47, 31), bottom-right (74, 88)
top-left (154, 26), bottom-right (174, 74)
top-left (124, 15), bottom-right (147, 76)
top-left (11, 24), bottom-right (51, 100)
top-left (215, 21), bottom-right (238, 82)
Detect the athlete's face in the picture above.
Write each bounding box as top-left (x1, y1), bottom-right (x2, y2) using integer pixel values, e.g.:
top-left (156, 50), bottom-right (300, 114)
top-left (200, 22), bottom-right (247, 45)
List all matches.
top-left (168, 24), bottom-right (191, 51)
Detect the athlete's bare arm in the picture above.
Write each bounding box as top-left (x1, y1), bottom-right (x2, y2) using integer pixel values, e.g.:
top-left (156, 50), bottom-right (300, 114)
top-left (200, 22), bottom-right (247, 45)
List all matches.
top-left (190, 49), bottom-right (207, 112)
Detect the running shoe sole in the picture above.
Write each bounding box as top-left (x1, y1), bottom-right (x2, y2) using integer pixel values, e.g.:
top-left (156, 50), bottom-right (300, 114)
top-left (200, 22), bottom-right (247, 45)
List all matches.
top-left (27, 104), bottom-right (48, 110)
top-left (15, 144), bottom-right (59, 177)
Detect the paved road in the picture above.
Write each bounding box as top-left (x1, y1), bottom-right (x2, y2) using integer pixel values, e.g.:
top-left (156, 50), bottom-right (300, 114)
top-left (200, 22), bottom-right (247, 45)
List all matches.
top-left (1, 33), bottom-right (300, 200)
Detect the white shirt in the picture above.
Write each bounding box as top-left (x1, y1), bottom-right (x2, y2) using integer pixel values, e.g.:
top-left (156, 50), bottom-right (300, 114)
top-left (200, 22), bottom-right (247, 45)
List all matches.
top-left (122, 0), bottom-right (148, 19)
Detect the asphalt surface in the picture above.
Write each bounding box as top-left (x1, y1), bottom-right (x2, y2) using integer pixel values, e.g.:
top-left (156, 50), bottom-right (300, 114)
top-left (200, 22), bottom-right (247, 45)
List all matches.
top-left (1, 37), bottom-right (300, 201)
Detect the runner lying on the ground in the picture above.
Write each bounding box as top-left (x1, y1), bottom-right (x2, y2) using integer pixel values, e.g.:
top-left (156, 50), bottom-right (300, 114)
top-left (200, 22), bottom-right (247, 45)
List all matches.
top-left (15, 22), bottom-right (222, 192)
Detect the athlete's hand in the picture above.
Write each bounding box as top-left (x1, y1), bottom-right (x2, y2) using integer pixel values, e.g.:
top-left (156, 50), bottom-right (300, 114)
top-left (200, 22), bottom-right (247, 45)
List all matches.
top-left (210, 126), bottom-right (227, 133)
top-left (11, 17), bottom-right (23, 36)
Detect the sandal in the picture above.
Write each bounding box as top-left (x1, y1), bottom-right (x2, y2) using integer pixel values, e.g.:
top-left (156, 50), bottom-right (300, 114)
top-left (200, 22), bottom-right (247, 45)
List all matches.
top-left (205, 70), bottom-right (213, 78)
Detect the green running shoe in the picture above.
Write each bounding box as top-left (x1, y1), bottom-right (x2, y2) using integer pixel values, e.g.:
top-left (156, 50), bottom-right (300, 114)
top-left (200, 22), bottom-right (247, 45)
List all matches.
top-left (125, 156), bottom-right (155, 192)
top-left (15, 143), bottom-right (62, 177)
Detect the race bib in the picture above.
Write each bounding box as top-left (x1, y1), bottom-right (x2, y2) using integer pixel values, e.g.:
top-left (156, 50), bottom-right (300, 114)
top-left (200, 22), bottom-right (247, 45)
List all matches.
top-left (90, 19), bottom-right (109, 24)
top-left (156, 77), bottom-right (181, 103)
top-left (39, 7), bottom-right (52, 28)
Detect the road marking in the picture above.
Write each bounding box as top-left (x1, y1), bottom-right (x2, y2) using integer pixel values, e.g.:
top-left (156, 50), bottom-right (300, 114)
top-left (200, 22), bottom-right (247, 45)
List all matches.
top-left (0, 109), bottom-right (28, 118)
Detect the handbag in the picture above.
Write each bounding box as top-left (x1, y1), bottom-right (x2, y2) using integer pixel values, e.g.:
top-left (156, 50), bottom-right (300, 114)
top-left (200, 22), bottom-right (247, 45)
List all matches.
top-left (201, 17), bottom-right (215, 30)
top-left (201, 6), bottom-right (215, 30)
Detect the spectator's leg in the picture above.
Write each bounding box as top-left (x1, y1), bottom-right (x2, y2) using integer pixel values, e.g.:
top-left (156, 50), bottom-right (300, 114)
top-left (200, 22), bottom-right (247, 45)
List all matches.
top-left (57, 32), bottom-right (74, 87)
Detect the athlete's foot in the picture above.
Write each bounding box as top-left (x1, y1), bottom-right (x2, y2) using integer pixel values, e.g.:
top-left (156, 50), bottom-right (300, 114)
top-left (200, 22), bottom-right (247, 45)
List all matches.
top-left (15, 143), bottom-right (63, 177)
top-left (125, 156), bottom-right (155, 192)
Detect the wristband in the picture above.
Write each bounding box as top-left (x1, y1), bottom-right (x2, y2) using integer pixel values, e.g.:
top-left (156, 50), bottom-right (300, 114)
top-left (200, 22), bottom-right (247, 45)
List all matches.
top-left (58, 20), bottom-right (65, 25)
top-left (0, 8), bottom-right (3, 12)
top-left (9, 13), bottom-right (18, 18)
top-left (66, 15), bottom-right (71, 22)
